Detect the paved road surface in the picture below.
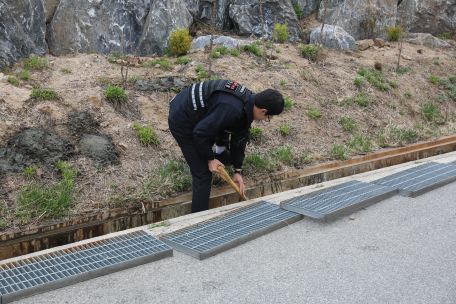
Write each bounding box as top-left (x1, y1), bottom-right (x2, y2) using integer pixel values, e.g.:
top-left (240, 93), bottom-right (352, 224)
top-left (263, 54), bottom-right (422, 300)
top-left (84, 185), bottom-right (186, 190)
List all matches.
top-left (15, 183), bottom-right (456, 304)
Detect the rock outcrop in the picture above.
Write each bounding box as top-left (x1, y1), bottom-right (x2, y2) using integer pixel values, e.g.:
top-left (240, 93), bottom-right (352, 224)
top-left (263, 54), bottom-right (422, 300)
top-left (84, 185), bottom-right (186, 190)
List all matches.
top-left (397, 0), bottom-right (456, 35)
top-left (229, 0), bottom-right (302, 42)
top-left (192, 35), bottom-right (254, 50)
top-left (294, 0), bottom-right (319, 20)
top-left (42, 0), bottom-right (61, 23)
top-left (184, 0), bottom-right (232, 30)
top-left (317, 0), bottom-right (397, 40)
top-left (308, 25), bottom-right (356, 50)
top-left (406, 33), bottom-right (452, 49)
top-left (138, 0), bottom-right (193, 56)
top-left (0, 0), bottom-right (48, 69)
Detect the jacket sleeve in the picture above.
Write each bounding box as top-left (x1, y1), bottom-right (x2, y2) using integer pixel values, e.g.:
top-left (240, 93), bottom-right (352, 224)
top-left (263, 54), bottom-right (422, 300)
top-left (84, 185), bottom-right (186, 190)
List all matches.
top-left (192, 102), bottom-right (242, 161)
top-left (230, 136), bottom-right (248, 169)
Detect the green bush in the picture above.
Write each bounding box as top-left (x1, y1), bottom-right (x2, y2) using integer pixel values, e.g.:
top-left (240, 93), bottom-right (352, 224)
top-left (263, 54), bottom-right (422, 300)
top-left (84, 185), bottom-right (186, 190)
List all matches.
top-left (160, 59), bottom-right (172, 70)
top-left (250, 126), bottom-right (264, 140)
top-left (377, 83), bottom-right (389, 91)
top-left (420, 101), bottom-right (442, 122)
top-left (300, 45), bottom-right (318, 61)
top-left (439, 33), bottom-right (452, 39)
top-left (174, 57), bottom-right (193, 64)
top-left (169, 27), bottom-right (192, 56)
top-left (340, 116), bottom-right (358, 132)
top-left (195, 64), bottom-right (203, 72)
top-left (30, 88), bottom-right (57, 100)
top-left (292, 1), bottom-right (304, 19)
top-left (284, 97), bottom-right (293, 110)
top-left (133, 123), bottom-right (160, 145)
top-left (7, 77), bottom-right (19, 86)
top-left (356, 94), bottom-right (373, 106)
top-left (23, 56), bottom-right (48, 69)
top-left (104, 85), bottom-right (127, 102)
top-left (272, 146), bottom-right (294, 165)
top-left (347, 134), bottom-right (372, 153)
top-left (274, 22), bottom-right (289, 44)
top-left (386, 26), bottom-right (405, 41)
top-left (307, 105), bottom-right (321, 118)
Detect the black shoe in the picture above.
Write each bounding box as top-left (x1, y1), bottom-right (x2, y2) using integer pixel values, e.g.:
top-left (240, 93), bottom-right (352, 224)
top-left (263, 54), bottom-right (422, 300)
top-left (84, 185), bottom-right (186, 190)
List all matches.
top-left (214, 150), bottom-right (232, 166)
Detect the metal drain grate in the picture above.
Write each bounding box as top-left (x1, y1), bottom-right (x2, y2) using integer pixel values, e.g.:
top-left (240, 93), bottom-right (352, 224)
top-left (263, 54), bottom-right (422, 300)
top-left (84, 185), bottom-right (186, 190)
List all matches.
top-left (160, 201), bottom-right (302, 260)
top-left (280, 180), bottom-right (397, 220)
top-left (371, 162), bottom-right (456, 197)
top-left (0, 231), bottom-right (172, 304)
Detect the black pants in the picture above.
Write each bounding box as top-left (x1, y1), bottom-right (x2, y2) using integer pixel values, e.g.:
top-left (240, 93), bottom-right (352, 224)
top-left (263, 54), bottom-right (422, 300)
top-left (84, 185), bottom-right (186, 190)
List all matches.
top-left (168, 88), bottom-right (227, 213)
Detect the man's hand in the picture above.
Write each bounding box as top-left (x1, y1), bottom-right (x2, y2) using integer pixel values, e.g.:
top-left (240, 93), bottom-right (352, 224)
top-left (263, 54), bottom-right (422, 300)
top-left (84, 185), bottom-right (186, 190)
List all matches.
top-left (232, 173), bottom-right (246, 196)
top-left (208, 159), bottom-right (224, 175)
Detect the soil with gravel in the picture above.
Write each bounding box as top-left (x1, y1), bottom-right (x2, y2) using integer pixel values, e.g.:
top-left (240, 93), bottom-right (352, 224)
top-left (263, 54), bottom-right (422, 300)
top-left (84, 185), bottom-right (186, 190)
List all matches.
top-left (79, 133), bottom-right (119, 167)
top-left (8, 128), bottom-right (74, 166)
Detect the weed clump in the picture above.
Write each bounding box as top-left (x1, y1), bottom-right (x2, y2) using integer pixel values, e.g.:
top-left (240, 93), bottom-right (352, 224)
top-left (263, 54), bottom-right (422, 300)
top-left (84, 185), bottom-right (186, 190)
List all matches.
top-left (7, 77), bottom-right (19, 86)
top-left (230, 49), bottom-right (240, 56)
top-left (240, 44), bottom-right (264, 57)
top-left (307, 105), bottom-right (321, 118)
top-left (23, 56), bottom-right (48, 69)
top-left (30, 88), bottom-right (57, 100)
top-left (272, 146), bottom-right (294, 165)
top-left (22, 166), bottom-right (37, 179)
top-left (104, 85), bottom-right (127, 102)
top-left (386, 26), bottom-right (405, 41)
top-left (284, 97), bottom-right (293, 110)
top-left (133, 123), bottom-right (160, 145)
top-left (390, 125), bottom-right (420, 145)
top-left (274, 22), bottom-right (289, 44)
top-left (243, 153), bottom-right (276, 173)
top-left (300, 151), bottom-right (314, 164)
top-left (278, 122), bottom-right (291, 135)
top-left (449, 75), bottom-right (456, 84)
top-left (215, 46), bottom-right (228, 55)
top-left (340, 116), bottom-right (358, 132)
top-left (420, 101), bottom-right (442, 122)
top-left (60, 68), bottom-right (71, 74)
top-left (429, 75), bottom-right (439, 84)
top-left (330, 143), bottom-right (350, 160)
top-left (19, 71), bottom-right (31, 80)
top-left (354, 77), bottom-right (364, 87)
top-left (169, 27), bottom-right (192, 56)
top-left (300, 45), bottom-right (318, 61)
top-left (292, 1), bottom-right (304, 19)
top-left (346, 134), bottom-right (372, 153)
top-left (396, 66), bottom-right (411, 74)
top-left (250, 126), bottom-right (264, 140)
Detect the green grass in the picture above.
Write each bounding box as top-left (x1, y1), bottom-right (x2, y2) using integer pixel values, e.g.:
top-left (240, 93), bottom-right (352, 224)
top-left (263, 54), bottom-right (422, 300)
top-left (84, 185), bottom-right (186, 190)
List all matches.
top-left (15, 161), bottom-right (77, 222)
top-left (340, 116), bottom-right (358, 132)
top-left (299, 45), bottom-right (318, 61)
top-left (215, 46), bottom-right (228, 55)
top-left (449, 75), bottom-right (456, 84)
top-left (280, 79), bottom-right (286, 85)
top-left (23, 56), bottom-right (48, 69)
top-left (354, 77), bottom-right (364, 87)
top-left (420, 101), bottom-right (442, 122)
top-left (211, 51), bottom-right (220, 59)
top-left (307, 105), bottom-right (322, 119)
top-left (283, 97), bottom-right (293, 110)
top-left (19, 71), bottom-right (31, 80)
top-left (22, 166), bottom-right (36, 179)
top-left (377, 83), bottom-right (389, 91)
top-left (104, 85), bottom-right (127, 102)
top-left (405, 91), bottom-right (412, 97)
top-left (399, 110), bottom-right (405, 115)
top-left (358, 68), bottom-right (369, 76)
top-left (355, 94), bottom-right (373, 107)
top-left (108, 57), bottom-right (116, 63)
top-left (396, 67), bottom-right (411, 74)
top-left (389, 81), bottom-right (398, 88)
top-left (390, 125), bottom-right (420, 144)
top-left (230, 49), bottom-right (240, 56)
top-left (113, 53), bottom-right (121, 58)
top-left (195, 64), bottom-right (203, 72)
top-left (250, 126), bottom-right (264, 140)
top-left (30, 88), bottom-right (57, 100)
top-left (148, 220), bottom-right (169, 229)
top-left (99, 77), bottom-right (113, 85)
top-left (436, 92), bottom-right (448, 103)
top-left (330, 143), bottom-right (350, 160)
top-left (60, 68), bottom-right (71, 74)
top-left (276, 49), bottom-right (281, 53)
top-left (7, 77), bottom-right (19, 85)
top-left (429, 75), bottom-right (439, 84)
top-left (174, 57), bottom-right (193, 64)
top-left (160, 59), bottom-right (172, 70)
top-left (133, 123), bottom-right (160, 145)
top-left (272, 146), bottom-right (294, 165)
top-left (240, 44), bottom-right (264, 57)
top-left (278, 122), bottom-right (291, 135)
top-left (346, 134), bottom-right (372, 153)
top-left (243, 153), bottom-right (276, 173)
top-left (300, 151), bottom-right (314, 164)
top-left (265, 42), bottom-right (272, 49)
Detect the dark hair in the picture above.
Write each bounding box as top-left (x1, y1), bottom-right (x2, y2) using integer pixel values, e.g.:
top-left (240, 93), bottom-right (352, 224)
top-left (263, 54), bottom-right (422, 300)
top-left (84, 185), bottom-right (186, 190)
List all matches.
top-left (254, 89), bottom-right (284, 115)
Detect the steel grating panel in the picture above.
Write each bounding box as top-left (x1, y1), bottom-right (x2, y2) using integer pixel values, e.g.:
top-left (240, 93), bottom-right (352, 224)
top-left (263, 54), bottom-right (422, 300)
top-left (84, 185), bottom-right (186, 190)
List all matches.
top-left (0, 231), bottom-right (172, 304)
top-left (280, 180), bottom-right (397, 220)
top-left (160, 201), bottom-right (303, 260)
top-left (371, 162), bottom-right (456, 197)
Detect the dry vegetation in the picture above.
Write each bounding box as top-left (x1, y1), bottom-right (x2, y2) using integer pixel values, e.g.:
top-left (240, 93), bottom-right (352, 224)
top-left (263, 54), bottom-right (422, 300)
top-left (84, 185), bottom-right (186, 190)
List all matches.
top-left (1, 26), bottom-right (456, 233)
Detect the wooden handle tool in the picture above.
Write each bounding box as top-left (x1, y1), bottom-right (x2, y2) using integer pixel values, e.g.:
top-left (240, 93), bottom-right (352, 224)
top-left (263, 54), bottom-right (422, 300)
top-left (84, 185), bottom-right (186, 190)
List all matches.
top-left (217, 166), bottom-right (249, 201)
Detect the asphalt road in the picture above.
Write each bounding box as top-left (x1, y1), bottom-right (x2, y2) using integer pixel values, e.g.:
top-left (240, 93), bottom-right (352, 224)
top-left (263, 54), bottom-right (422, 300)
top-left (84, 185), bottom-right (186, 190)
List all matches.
top-left (14, 183), bottom-right (456, 304)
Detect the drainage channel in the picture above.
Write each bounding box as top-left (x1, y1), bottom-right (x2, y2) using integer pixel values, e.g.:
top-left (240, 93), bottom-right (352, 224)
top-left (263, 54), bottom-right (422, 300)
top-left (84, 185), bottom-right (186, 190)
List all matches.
top-left (2, 136), bottom-right (456, 260)
top-left (0, 231), bottom-right (172, 303)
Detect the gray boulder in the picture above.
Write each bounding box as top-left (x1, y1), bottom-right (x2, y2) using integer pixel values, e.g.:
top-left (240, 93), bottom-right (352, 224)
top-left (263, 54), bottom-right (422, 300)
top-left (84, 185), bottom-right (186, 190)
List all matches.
top-left (294, 0), bottom-right (319, 20)
top-left (406, 33), bottom-right (452, 49)
top-left (397, 0), bottom-right (456, 35)
top-left (308, 25), bottom-right (356, 50)
top-left (184, 0), bottom-right (231, 30)
top-left (192, 35), bottom-right (254, 50)
top-left (229, 0), bottom-right (302, 42)
top-left (42, 0), bottom-right (61, 23)
top-left (48, 0), bottom-right (153, 56)
top-left (0, 0), bottom-right (48, 68)
top-left (317, 0), bottom-right (397, 40)
top-left (138, 0), bottom-right (193, 56)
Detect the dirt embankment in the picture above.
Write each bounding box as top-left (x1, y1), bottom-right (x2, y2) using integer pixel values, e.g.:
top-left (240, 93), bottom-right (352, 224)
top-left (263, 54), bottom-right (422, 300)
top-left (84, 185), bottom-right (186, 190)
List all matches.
top-left (0, 33), bottom-right (455, 233)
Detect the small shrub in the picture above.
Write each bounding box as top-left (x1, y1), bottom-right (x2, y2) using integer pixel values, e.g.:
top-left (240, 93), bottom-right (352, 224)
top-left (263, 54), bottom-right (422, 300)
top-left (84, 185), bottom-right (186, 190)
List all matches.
top-left (30, 88), bottom-right (57, 100)
top-left (280, 79), bottom-right (286, 85)
top-left (22, 166), bottom-right (37, 179)
top-left (429, 75), bottom-right (439, 84)
top-left (60, 68), bottom-right (71, 74)
top-left (169, 27), bottom-right (192, 56)
top-left (358, 68), bottom-right (369, 76)
top-left (354, 77), bottom-right (364, 87)
top-left (300, 45), bottom-right (318, 61)
top-left (274, 22), bottom-right (289, 44)
top-left (359, 7), bottom-right (381, 39)
top-left (230, 49), bottom-right (240, 56)
top-left (133, 123), bottom-right (160, 145)
top-left (405, 91), bottom-right (412, 97)
top-left (330, 143), bottom-right (350, 160)
top-left (396, 67), bottom-right (411, 74)
top-left (284, 97), bottom-right (293, 110)
top-left (340, 116), bottom-right (358, 132)
top-left (273, 146), bottom-right (294, 165)
top-left (19, 71), bottom-right (31, 80)
top-left (373, 70), bottom-right (382, 77)
top-left (278, 122), bottom-right (291, 135)
top-left (250, 126), bottom-right (264, 140)
top-left (113, 53), bottom-right (121, 58)
top-left (448, 75), bottom-right (456, 84)
top-left (175, 57), bottom-right (193, 64)
top-left (307, 105), bottom-right (322, 119)
top-left (23, 56), bottom-right (48, 69)
top-left (104, 85), bottom-right (127, 102)
top-left (386, 26), bottom-right (405, 41)
top-left (449, 90), bottom-right (456, 100)
top-left (215, 46), bottom-right (228, 55)
top-left (420, 101), bottom-right (442, 122)
top-left (389, 81), bottom-right (398, 88)
top-left (7, 77), bottom-right (19, 85)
